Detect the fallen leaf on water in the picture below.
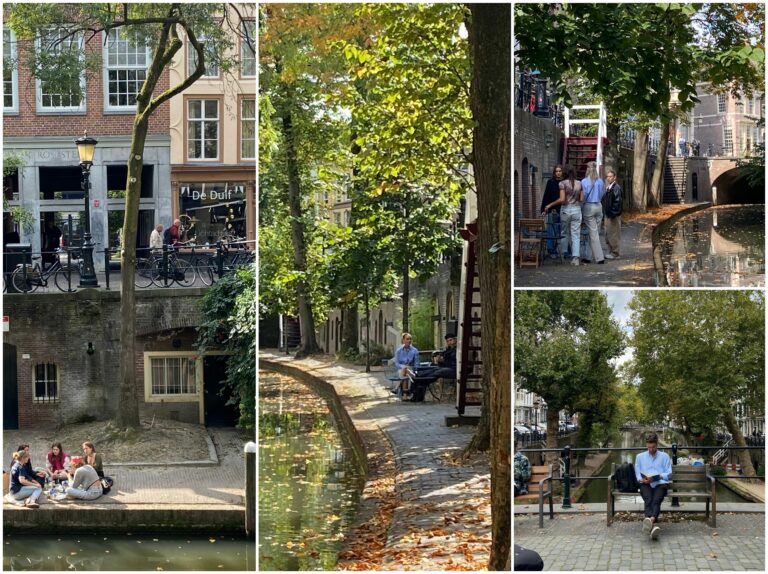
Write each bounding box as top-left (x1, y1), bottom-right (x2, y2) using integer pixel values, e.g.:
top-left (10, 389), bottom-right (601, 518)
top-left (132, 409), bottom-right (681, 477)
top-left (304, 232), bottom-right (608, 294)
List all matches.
top-left (209, 538), bottom-right (216, 543)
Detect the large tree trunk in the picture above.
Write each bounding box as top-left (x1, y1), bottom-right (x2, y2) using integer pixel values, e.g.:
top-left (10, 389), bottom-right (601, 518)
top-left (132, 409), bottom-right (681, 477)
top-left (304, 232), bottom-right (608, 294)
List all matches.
top-left (341, 304), bottom-right (358, 355)
top-left (604, 118), bottom-right (621, 174)
top-left (116, 116), bottom-right (149, 429)
top-left (545, 408), bottom-right (561, 467)
top-left (723, 409), bottom-right (756, 477)
top-left (649, 120), bottom-right (671, 208)
top-left (631, 127), bottom-right (649, 211)
top-left (281, 103), bottom-right (321, 357)
top-left (468, 5), bottom-right (511, 571)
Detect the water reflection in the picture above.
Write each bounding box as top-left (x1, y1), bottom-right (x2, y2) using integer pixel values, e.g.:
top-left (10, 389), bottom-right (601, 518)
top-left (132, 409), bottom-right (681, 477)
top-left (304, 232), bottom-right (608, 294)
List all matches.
top-left (657, 205), bottom-right (765, 287)
top-left (3, 532), bottom-right (255, 571)
top-left (259, 372), bottom-right (365, 571)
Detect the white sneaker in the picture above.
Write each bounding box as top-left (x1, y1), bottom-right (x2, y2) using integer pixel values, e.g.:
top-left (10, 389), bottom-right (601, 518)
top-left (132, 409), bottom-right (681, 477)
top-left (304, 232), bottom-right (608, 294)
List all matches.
top-left (604, 253), bottom-right (617, 260)
top-left (570, 257), bottom-right (580, 266)
top-left (650, 526), bottom-right (660, 540)
top-left (643, 517), bottom-right (653, 533)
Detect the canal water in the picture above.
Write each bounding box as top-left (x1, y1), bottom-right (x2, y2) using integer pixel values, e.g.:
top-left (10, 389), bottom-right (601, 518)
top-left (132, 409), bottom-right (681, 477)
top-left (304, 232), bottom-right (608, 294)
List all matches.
top-left (259, 371), bottom-right (365, 571)
top-left (3, 532), bottom-right (255, 570)
top-left (657, 204), bottom-right (765, 287)
top-left (578, 430), bottom-right (749, 504)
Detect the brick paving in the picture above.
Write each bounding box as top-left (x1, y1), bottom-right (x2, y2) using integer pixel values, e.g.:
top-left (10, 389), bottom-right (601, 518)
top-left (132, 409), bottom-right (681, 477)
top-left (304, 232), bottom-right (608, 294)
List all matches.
top-left (260, 353), bottom-right (492, 570)
top-left (515, 513), bottom-right (765, 571)
top-left (4, 427), bottom-right (250, 507)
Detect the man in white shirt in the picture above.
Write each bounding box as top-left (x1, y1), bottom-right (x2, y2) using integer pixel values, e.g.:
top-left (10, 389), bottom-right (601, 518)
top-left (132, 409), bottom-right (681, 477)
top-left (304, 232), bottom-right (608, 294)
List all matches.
top-left (635, 433), bottom-right (672, 540)
top-left (149, 223), bottom-right (164, 252)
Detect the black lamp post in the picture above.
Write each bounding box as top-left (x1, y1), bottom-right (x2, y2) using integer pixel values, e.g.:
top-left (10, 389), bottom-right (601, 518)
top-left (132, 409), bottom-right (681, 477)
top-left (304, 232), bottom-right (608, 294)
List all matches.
top-left (533, 397), bottom-right (541, 441)
top-left (75, 131), bottom-right (99, 287)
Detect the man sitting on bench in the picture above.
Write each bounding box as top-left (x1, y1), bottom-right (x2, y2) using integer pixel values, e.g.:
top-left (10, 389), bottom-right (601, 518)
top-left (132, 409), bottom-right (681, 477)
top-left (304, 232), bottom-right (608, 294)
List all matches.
top-left (408, 333), bottom-right (457, 402)
top-left (635, 433), bottom-right (672, 541)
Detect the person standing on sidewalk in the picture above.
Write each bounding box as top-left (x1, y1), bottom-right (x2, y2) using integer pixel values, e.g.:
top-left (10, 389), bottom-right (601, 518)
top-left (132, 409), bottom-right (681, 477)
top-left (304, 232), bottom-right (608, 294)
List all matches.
top-left (580, 161), bottom-right (605, 264)
top-left (635, 433), bottom-right (672, 540)
top-left (545, 164), bottom-right (583, 266)
top-left (540, 165), bottom-right (564, 259)
top-left (602, 169), bottom-right (623, 259)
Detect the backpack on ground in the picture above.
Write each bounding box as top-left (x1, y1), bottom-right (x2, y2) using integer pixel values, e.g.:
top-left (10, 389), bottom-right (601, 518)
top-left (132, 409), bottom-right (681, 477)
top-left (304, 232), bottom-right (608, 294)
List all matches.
top-left (100, 476), bottom-right (114, 495)
top-left (615, 462), bottom-right (639, 493)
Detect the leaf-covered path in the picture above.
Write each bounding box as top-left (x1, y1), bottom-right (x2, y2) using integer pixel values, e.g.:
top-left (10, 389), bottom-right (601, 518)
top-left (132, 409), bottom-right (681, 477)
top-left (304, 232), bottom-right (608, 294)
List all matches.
top-left (260, 352), bottom-right (491, 570)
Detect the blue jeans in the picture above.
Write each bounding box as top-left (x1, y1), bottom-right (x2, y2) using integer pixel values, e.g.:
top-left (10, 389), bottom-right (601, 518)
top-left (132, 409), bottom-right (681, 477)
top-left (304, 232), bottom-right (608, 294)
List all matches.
top-left (582, 202), bottom-right (604, 262)
top-left (9, 485), bottom-right (41, 501)
top-left (560, 205), bottom-right (582, 259)
top-left (65, 486), bottom-right (103, 500)
top-left (544, 211), bottom-right (561, 255)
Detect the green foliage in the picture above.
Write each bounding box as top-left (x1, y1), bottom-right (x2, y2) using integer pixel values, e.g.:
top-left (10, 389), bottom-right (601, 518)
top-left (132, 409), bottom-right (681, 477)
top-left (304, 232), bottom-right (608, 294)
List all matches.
top-left (197, 266), bottom-right (256, 430)
top-left (2, 151), bottom-right (35, 234)
top-left (408, 293), bottom-right (434, 350)
top-left (628, 291), bottom-right (764, 438)
top-left (514, 291), bottom-right (625, 437)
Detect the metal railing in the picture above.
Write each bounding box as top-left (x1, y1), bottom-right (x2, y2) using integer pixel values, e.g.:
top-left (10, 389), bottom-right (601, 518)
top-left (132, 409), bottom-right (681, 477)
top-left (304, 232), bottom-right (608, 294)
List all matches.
top-left (518, 444), bottom-right (765, 509)
top-left (515, 70), bottom-right (564, 129)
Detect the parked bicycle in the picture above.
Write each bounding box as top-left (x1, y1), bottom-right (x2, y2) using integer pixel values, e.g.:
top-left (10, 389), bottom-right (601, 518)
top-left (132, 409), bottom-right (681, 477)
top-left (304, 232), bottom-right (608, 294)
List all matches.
top-left (135, 249), bottom-right (195, 288)
top-left (10, 250), bottom-right (80, 293)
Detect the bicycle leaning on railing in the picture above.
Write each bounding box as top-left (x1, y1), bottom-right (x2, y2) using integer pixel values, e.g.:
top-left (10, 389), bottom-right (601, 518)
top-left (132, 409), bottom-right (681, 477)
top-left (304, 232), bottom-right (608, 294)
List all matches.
top-left (134, 247), bottom-right (195, 288)
top-left (10, 249), bottom-right (81, 293)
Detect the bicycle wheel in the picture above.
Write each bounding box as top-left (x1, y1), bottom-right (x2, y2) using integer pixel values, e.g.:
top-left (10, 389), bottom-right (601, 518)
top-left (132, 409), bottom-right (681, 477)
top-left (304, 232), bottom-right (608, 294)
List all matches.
top-left (54, 266), bottom-right (80, 292)
top-left (134, 258), bottom-right (155, 288)
top-left (172, 259), bottom-right (195, 287)
top-left (11, 266), bottom-right (38, 293)
top-left (193, 256), bottom-right (215, 286)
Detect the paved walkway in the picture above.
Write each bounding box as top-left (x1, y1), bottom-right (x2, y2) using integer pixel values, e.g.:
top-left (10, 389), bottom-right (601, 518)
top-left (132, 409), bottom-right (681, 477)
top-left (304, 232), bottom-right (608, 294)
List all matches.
top-left (515, 218), bottom-right (655, 287)
top-left (260, 352), bottom-right (491, 571)
top-left (515, 512), bottom-right (764, 571)
top-left (4, 427), bottom-right (249, 508)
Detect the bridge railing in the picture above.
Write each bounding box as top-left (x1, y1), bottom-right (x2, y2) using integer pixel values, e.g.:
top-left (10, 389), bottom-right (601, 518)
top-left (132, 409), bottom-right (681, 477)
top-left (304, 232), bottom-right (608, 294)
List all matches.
top-left (517, 444), bottom-right (765, 509)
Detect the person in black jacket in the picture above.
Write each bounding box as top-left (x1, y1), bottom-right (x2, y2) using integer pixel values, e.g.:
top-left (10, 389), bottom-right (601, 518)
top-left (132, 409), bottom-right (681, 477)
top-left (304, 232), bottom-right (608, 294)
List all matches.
top-left (602, 169), bottom-right (623, 259)
top-left (540, 164), bottom-right (564, 258)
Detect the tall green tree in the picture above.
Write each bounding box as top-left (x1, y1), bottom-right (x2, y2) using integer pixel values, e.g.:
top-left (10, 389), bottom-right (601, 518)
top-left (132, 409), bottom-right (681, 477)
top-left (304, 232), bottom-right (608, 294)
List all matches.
top-left (515, 291), bottom-right (625, 464)
top-left (628, 291), bottom-right (764, 476)
top-left (8, 3), bottom-right (252, 427)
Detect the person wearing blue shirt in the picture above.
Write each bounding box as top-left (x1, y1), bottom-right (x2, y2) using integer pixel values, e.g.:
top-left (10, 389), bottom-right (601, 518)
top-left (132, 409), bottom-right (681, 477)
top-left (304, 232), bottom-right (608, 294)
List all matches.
top-left (634, 433), bottom-right (672, 540)
top-left (393, 333), bottom-right (419, 399)
top-left (580, 161), bottom-right (606, 264)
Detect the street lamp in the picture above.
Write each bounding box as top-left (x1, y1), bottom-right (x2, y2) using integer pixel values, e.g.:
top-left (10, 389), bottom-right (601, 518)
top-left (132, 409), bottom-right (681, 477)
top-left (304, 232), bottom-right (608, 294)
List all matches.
top-left (533, 397), bottom-right (541, 441)
top-left (74, 130), bottom-right (99, 288)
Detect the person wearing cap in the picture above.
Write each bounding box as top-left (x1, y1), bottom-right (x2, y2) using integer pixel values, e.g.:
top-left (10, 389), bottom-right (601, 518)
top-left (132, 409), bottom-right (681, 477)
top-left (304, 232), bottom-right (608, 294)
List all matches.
top-left (64, 456), bottom-right (103, 500)
top-left (634, 433), bottom-right (672, 540)
top-left (432, 333), bottom-right (457, 379)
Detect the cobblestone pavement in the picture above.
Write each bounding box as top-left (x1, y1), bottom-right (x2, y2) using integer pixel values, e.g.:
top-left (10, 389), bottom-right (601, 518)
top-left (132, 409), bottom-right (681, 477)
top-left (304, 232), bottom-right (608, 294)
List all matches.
top-left (4, 428), bottom-right (251, 507)
top-left (515, 513), bottom-right (765, 571)
top-left (260, 353), bottom-right (492, 570)
top-left (515, 219), bottom-right (655, 287)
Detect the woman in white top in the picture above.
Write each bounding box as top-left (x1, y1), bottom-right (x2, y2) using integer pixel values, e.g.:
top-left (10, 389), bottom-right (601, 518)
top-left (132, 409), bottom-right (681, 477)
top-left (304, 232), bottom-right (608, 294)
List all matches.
top-left (544, 164), bottom-right (583, 266)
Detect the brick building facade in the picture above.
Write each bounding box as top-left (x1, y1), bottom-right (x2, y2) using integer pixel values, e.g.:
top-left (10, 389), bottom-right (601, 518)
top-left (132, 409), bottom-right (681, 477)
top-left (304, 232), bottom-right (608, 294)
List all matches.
top-left (3, 290), bottom-right (235, 430)
top-left (3, 26), bottom-right (174, 261)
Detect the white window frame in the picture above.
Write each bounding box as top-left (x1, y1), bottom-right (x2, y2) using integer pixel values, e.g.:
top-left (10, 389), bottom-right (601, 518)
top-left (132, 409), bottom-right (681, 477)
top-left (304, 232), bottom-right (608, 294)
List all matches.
top-left (717, 93), bottom-right (726, 114)
top-left (144, 352), bottom-right (201, 402)
top-left (3, 28), bottom-right (19, 113)
top-left (723, 126), bottom-right (733, 155)
top-left (187, 98), bottom-right (220, 161)
top-left (102, 29), bottom-right (151, 112)
top-left (35, 28), bottom-right (86, 113)
top-left (241, 98), bottom-right (256, 160)
top-left (33, 362), bottom-right (59, 403)
top-left (240, 20), bottom-right (256, 78)
top-left (187, 32), bottom-right (219, 78)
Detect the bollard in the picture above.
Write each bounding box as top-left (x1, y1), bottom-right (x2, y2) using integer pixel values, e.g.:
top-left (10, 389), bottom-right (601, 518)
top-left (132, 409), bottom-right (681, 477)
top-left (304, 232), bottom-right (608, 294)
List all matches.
top-left (671, 442), bottom-right (679, 507)
top-left (104, 248), bottom-right (111, 290)
top-left (162, 244), bottom-right (170, 287)
top-left (244, 441), bottom-right (256, 536)
top-left (561, 445), bottom-right (572, 509)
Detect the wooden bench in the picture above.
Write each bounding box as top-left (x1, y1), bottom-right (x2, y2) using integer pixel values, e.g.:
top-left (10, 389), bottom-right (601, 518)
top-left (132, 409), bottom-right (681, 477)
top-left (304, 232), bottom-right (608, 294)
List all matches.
top-left (515, 464), bottom-right (554, 528)
top-left (607, 463), bottom-right (717, 527)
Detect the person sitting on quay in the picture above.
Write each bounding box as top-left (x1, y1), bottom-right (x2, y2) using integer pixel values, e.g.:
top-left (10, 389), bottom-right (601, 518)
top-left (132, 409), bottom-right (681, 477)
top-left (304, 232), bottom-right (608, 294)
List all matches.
top-left (11, 444), bottom-right (47, 488)
top-left (82, 441), bottom-right (104, 479)
top-left (46, 442), bottom-right (71, 483)
top-left (540, 164), bottom-right (564, 259)
top-left (7, 451), bottom-right (42, 508)
top-left (635, 433), bottom-right (672, 541)
top-left (405, 333), bottom-right (458, 402)
top-left (65, 457), bottom-right (103, 501)
top-left (393, 332), bottom-right (419, 400)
